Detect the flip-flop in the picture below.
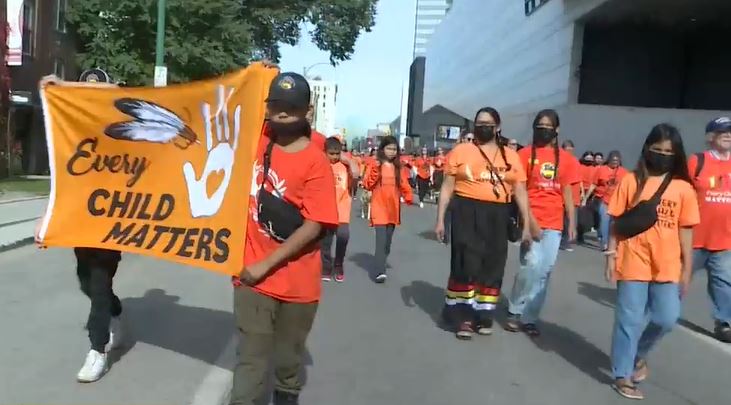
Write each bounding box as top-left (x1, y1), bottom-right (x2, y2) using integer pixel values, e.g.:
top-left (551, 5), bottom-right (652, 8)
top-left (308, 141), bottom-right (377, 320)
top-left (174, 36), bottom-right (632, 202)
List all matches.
top-left (612, 380), bottom-right (645, 400)
top-left (632, 360), bottom-right (648, 383)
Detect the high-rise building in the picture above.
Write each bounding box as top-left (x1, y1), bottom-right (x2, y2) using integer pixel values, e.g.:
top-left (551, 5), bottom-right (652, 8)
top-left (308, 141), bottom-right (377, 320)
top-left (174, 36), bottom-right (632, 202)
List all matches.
top-left (309, 79), bottom-right (338, 137)
top-left (413, 0), bottom-right (451, 59)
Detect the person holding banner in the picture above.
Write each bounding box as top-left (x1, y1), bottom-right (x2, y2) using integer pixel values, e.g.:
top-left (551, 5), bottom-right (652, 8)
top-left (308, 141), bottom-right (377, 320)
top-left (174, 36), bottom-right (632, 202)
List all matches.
top-left (231, 72), bottom-right (338, 405)
top-left (34, 74), bottom-right (125, 384)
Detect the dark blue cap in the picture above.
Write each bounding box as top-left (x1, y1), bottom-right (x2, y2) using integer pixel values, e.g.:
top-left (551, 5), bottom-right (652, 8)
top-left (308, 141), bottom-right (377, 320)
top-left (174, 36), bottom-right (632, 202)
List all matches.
top-left (706, 117), bottom-right (731, 133)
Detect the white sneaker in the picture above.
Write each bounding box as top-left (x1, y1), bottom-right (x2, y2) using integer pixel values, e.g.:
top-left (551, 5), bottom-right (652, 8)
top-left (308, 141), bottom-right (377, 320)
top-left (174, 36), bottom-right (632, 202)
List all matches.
top-left (77, 349), bottom-right (108, 383)
top-left (107, 316), bottom-right (124, 351)
top-left (419, 202), bottom-right (424, 208)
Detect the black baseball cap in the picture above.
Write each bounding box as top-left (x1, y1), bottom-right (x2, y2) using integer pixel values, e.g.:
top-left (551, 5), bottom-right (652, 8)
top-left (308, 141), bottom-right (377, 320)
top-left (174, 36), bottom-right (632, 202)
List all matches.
top-left (265, 72), bottom-right (311, 109)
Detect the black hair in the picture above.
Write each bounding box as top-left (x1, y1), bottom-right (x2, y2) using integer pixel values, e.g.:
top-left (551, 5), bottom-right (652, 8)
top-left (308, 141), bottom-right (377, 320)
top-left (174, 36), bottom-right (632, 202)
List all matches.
top-left (561, 140), bottom-right (575, 149)
top-left (377, 135), bottom-right (402, 187)
top-left (474, 106), bottom-right (511, 170)
top-left (594, 152), bottom-right (604, 160)
top-left (325, 137), bottom-right (343, 152)
top-left (632, 123), bottom-right (692, 203)
top-left (607, 150), bottom-right (622, 166)
top-left (529, 109), bottom-right (561, 183)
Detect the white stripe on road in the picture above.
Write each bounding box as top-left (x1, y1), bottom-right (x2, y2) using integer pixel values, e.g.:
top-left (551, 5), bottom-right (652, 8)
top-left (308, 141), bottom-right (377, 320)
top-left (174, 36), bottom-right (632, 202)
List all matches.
top-left (189, 334), bottom-right (236, 405)
top-left (677, 326), bottom-right (731, 356)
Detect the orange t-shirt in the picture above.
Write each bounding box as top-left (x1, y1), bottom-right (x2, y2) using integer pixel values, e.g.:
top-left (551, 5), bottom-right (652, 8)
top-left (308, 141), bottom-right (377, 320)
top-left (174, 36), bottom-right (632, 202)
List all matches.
top-left (311, 130), bottom-right (327, 151)
top-left (580, 165), bottom-right (597, 191)
top-left (400, 155), bottom-right (414, 168)
top-left (331, 161), bottom-right (352, 224)
top-left (593, 165), bottom-right (629, 204)
top-left (363, 161), bottom-right (413, 226)
top-left (688, 152), bottom-right (731, 251)
top-left (447, 143), bottom-right (526, 203)
top-left (433, 155), bottom-right (446, 171)
top-left (608, 174), bottom-right (700, 282)
top-left (243, 139), bottom-right (339, 303)
top-left (414, 156), bottom-right (432, 179)
top-left (518, 146), bottom-right (581, 231)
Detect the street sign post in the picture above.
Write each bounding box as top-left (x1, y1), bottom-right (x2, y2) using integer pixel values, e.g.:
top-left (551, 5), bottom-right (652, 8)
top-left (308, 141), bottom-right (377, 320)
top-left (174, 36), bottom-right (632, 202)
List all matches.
top-left (154, 66), bottom-right (168, 87)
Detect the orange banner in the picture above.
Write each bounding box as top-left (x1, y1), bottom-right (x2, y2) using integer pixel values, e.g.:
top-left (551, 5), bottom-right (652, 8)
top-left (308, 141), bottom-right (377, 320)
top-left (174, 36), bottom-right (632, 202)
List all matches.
top-left (38, 64), bottom-right (278, 275)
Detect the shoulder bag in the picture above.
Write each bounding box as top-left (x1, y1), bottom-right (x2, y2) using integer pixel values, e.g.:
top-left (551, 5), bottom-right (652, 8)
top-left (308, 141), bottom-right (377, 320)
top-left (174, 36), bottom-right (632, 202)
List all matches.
top-left (257, 137), bottom-right (305, 242)
top-left (613, 174), bottom-right (673, 239)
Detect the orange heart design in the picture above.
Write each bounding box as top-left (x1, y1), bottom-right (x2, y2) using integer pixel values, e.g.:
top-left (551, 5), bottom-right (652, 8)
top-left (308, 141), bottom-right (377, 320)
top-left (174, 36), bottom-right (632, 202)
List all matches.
top-left (206, 169), bottom-right (225, 198)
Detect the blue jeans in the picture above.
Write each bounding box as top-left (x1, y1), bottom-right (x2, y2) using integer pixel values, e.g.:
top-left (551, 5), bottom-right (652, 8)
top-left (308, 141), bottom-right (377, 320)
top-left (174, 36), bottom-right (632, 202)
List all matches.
top-left (598, 202), bottom-right (611, 250)
top-left (508, 230), bottom-right (562, 324)
top-left (693, 249), bottom-right (731, 324)
top-left (611, 281), bottom-right (680, 379)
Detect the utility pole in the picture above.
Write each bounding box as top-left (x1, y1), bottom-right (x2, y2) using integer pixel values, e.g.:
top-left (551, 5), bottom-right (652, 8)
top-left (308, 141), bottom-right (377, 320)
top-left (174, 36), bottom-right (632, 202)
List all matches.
top-left (154, 0), bottom-right (167, 87)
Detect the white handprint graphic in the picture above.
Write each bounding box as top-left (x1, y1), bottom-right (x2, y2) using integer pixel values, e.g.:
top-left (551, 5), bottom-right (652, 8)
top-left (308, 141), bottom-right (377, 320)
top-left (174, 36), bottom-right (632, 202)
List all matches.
top-left (183, 85), bottom-right (242, 218)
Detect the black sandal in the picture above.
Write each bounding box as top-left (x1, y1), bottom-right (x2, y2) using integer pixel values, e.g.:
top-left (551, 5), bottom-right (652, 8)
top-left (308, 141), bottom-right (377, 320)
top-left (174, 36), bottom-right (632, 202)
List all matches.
top-left (523, 323), bottom-right (541, 337)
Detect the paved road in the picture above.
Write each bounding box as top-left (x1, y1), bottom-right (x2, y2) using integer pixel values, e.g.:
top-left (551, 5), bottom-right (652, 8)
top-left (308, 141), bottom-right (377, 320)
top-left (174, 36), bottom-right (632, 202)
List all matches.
top-left (0, 202), bottom-right (729, 405)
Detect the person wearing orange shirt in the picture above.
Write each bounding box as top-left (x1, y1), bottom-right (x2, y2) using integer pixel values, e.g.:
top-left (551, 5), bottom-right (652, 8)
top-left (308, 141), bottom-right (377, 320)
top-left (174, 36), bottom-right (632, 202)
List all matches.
top-left (433, 147), bottom-right (447, 195)
top-left (359, 148), bottom-right (378, 219)
top-left (506, 109), bottom-right (581, 337)
top-left (689, 117), bottom-right (731, 343)
top-left (605, 124), bottom-right (699, 400)
top-left (414, 147), bottom-right (433, 208)
top-left (321, 137), bottom-right (352, 283)
top-left (305, 105), bottom-right (327, 151)
top-left (363, 136), bottom-right (414, 283)
top-left (231, 73), bottom-right (339, 405)
top-left (435, 107), bottom-right (532, 339)
top-left (560, 140), bottom-right (580, 252)
top-left (576, 151), bottom-right (597, 244)
top-left (584, 150), bottom-right (628, 251)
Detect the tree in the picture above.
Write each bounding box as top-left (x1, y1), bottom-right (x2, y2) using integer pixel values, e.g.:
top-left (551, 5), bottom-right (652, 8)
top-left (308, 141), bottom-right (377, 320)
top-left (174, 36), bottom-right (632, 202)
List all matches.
top-left (67, 0), bottom-right (378, 86)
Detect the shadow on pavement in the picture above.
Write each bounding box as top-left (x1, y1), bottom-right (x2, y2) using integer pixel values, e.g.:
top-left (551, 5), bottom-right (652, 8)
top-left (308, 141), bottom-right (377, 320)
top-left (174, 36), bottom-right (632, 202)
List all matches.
top-left (417, 230), bottom-right (439, 242)
top-left (528, 321), bottom-right (613, 385)
top-left (120, 288), bottom-right (234, 368)
top-left (577, 281), bottom-right (616, 309)
top-left (400, 280), bottom-right (451, 332)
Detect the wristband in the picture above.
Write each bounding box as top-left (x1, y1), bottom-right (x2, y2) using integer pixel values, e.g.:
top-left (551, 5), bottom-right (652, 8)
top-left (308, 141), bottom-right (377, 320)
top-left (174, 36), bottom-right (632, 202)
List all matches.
top-left (603, 250), bottom-right (617, 256)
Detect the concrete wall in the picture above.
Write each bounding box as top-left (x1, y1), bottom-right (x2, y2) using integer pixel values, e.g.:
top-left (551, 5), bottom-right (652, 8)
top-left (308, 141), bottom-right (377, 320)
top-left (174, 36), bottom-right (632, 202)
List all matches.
top-left (422, 0), bottom-right (610, 118)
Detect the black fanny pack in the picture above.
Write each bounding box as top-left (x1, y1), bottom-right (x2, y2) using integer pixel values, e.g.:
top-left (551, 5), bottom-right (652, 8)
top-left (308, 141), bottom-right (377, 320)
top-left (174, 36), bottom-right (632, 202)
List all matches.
top-left (613, 174), bottom-right (672, 239)
top-left (257, 138), bottom-right (304, 243)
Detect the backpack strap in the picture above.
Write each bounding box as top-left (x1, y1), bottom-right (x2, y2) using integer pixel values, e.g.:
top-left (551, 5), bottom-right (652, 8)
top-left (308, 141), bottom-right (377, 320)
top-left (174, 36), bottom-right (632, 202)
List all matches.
top-left (694, 152), bottom-right (705, 179)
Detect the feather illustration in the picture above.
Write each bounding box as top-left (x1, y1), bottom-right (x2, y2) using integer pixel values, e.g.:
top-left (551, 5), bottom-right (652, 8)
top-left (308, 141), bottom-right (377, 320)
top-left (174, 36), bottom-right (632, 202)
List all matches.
top-left (104, 98), bottom-right (199, 149)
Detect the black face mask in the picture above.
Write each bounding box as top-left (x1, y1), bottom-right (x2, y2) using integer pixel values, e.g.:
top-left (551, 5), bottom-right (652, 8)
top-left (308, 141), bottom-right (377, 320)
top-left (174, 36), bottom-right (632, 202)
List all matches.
top-left (533, 128), bottom-right (557, 147)
top-left (474, 125), bottom-right (496, 142)
top-left (269, 119), bottom-right (311, 138)
top-left (645, 150), bottom-right (674, 174)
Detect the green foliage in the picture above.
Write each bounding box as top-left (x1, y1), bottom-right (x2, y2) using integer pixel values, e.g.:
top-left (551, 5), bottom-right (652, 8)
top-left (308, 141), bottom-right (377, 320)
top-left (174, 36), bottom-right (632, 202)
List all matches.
top-left (67, 0), bottom-right (378, 86)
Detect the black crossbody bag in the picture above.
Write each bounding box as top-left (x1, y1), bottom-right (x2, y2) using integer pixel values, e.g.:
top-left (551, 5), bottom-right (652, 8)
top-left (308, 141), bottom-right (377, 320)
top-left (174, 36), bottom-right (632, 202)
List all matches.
top-left (613, 174), bottom-right (672, 239)
top-left (257, 138), bottom-right (305, 243)
top-left (474, 145), bottom-right (522, 243)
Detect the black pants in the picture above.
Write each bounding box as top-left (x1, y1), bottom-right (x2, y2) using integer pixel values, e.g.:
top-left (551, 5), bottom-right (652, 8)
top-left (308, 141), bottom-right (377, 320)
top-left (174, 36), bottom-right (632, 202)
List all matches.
top-left (433, 171), bottom-right (444, 191)
top-left (374, 225), bottom-right (395, 275)
top-left (416, 177), bottom-right (430, 203)
top-left (75, 247), bottom-right (122, 352)
top-left (321, 224), bottom-right (350, 274)
top-left (444, 196), bottom-right (509, 326)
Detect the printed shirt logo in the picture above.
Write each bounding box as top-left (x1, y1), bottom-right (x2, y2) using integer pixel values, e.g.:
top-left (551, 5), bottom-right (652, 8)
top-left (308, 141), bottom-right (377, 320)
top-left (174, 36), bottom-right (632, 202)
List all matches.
top-left (539, 162), bottom-right (556, 180)
top-left (249, 159), bottom-right (288, 239)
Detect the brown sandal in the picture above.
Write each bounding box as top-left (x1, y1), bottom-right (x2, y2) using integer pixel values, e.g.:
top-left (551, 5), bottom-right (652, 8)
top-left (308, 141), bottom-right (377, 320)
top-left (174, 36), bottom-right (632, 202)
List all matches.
top-left (612, 379), bottom-right (644, 400)
top-left (632, 359), bottom-right (649, 383)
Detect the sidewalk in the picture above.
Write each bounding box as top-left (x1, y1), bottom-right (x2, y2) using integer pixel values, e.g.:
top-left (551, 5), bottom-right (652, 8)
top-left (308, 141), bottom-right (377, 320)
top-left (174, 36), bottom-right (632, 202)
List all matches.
top-left (0, 193), bottom-right (48, 250)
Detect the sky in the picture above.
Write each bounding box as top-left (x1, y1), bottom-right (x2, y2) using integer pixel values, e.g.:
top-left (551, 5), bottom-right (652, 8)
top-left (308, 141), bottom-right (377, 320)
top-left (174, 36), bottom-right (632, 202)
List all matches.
top-left (277, 0), bottom-right (417, 139)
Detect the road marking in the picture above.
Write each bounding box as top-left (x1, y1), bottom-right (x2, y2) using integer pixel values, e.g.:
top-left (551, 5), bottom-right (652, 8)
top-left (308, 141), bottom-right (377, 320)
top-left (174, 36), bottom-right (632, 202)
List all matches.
top-left (189, 334), bottom-right (236, 405)
top-left (677, 326), bottom-right (731, 356)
